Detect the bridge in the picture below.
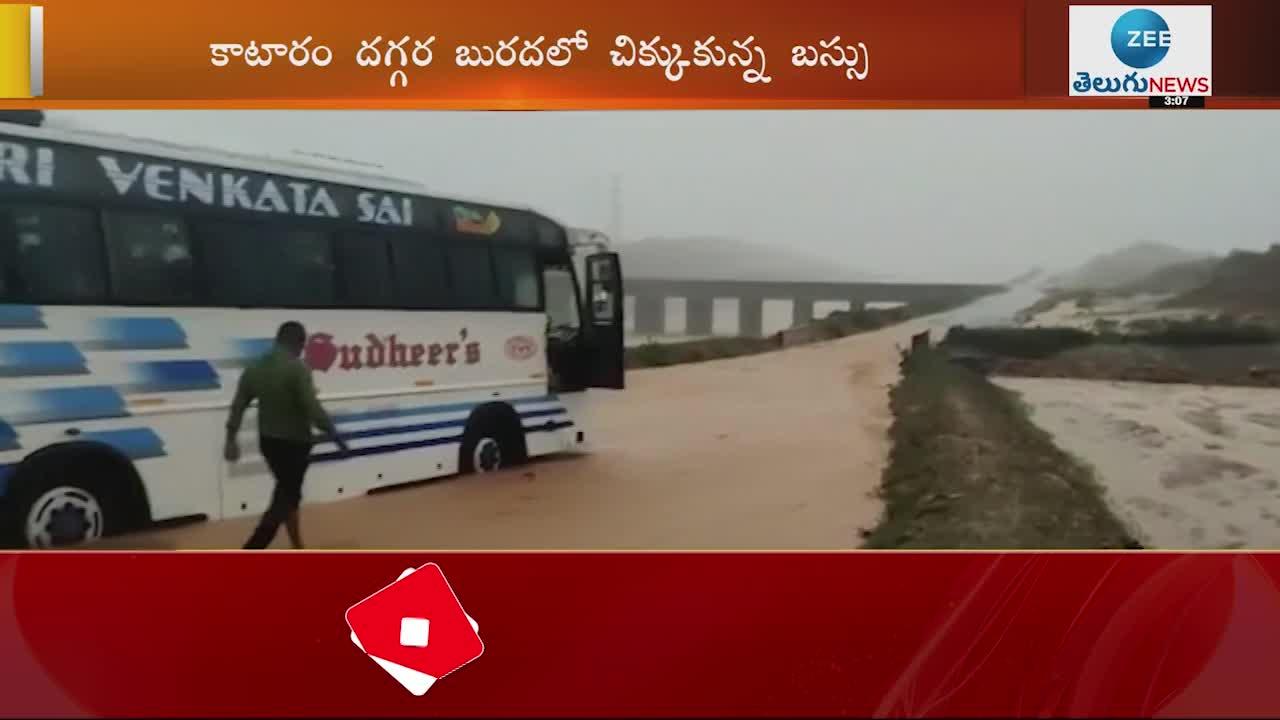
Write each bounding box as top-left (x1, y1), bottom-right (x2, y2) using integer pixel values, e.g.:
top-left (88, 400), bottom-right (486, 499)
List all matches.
top-left (625, 278), bottom-right (1006, 338)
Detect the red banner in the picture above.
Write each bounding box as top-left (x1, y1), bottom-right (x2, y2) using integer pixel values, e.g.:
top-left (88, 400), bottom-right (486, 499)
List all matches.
top-left (4, 551), bottom-right (1280, 717)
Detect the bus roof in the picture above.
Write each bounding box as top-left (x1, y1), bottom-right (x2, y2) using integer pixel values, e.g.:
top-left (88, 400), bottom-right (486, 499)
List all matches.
top-left (0, 121), bottom-right (570, 230)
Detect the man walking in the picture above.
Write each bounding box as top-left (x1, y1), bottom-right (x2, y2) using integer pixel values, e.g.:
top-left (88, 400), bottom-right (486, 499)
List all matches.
top-left (224, 321), bottom-right (349, 549)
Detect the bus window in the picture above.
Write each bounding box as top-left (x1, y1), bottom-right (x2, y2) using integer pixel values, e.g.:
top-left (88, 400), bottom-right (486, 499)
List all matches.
top-left (543, 262), bottom-right (580, 333)
top-left (446, 244), bottom-right (498, 309)
top-left (0, 203), bottom-right (106, 304)
top-left (389, 235), bottom-right (449, 308)
top-left (494, 247), bottom-right (540, 310)
top-left (198, 221), bottom-right (336, 308)
top-left (336, 233), bottom-right (395, 307)
top-left (104, 211), bottom-right (196, 305)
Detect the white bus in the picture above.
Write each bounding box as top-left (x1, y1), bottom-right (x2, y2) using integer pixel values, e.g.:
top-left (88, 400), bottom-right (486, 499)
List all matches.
top-left (0, 124), bottom-right (625, 548)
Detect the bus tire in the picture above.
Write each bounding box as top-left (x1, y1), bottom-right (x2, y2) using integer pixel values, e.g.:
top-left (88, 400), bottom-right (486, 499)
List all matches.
top-left (0, 446), bottom-right (148, 549)
top-left (459, 404), bottom-right (526, 475)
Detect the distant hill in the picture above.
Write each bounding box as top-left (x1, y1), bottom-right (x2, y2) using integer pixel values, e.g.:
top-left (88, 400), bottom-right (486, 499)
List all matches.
top-left (618, 237), bottom-right (875, 282)
top-left (1120, 256), bottom-right (1221, 296)
top-left (1171, 244), bottom-right (1280, 314)
top-left (1050, 242), bottom-right (1212, 291)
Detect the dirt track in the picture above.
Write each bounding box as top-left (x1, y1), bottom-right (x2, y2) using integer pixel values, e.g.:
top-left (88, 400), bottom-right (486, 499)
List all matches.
top-left (98, 321), bottom-right (933, 550)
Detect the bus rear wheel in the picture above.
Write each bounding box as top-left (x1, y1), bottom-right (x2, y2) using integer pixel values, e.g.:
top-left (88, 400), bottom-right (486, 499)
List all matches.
top-left (23, 484), bottom-right (107, 548)
top-left (2, 452), bottom-right (140, 549)
top-left (470, 437), bottom-right (504, 473)
top-left (459, 407), bottom-right (526, 475)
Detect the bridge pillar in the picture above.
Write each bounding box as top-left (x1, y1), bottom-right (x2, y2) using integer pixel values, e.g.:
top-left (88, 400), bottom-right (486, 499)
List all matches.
top-left (738, 297), bottom-right (764, 337)
top-left (791, 297), bottom-right (815, 327)
top-left (633, 294), bottom-right (665, 335)
top-left (686, 296), bottom-right (714, 336)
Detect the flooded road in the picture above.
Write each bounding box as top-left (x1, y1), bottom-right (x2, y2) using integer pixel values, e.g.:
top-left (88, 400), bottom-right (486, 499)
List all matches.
top-left (100, 319), bottom-right (935, 550)
top-left (930, 280), bottom-right (1045, 328)
top-left (997, 377), bottom-right (1280, 549)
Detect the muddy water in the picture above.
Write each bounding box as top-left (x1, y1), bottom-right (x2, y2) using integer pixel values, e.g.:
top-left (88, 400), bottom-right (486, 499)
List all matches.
top-left (98, 320), bottom-right (932, 550)
top-left (996, 377), bottom-right (1280, 549)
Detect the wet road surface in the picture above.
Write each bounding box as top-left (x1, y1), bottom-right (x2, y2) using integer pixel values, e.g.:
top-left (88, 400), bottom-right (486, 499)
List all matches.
top-left (98, 320), bottom-right (936, 550)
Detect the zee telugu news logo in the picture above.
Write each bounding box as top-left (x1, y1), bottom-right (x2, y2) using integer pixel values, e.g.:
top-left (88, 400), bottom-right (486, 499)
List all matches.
top-left (1069, 5), bottom-right (1212, 97)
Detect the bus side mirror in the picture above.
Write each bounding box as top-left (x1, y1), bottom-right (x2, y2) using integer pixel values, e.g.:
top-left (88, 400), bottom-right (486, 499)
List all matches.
top-left (585, 252), bottom-right (623, 327)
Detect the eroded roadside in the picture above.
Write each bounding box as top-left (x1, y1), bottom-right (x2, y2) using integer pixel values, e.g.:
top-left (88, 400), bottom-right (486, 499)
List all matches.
top-left (864, 349), bottom-right (1140, 550)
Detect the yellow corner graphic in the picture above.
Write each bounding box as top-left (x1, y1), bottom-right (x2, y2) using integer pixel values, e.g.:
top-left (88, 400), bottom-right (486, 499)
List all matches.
top-left (0, 4), bottom-right (41, 99)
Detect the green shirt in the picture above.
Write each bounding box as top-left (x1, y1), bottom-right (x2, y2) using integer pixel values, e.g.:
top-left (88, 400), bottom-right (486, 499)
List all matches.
top-left (227, 347), bottom-right (327, 443)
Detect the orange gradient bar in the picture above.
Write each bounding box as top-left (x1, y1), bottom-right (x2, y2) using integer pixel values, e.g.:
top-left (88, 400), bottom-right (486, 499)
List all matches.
top-left (5, 0), bottom-right (1030, 106)
top-left (0, 0), bottom-right (1276, 108)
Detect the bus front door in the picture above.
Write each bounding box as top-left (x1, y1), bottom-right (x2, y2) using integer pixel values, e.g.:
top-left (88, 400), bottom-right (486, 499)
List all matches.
top-left (583, 252), bottom-right (624, 390)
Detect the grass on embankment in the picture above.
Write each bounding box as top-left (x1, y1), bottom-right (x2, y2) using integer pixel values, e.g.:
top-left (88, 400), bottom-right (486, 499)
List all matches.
top-left (941, 318), bottom-right (1280, 387)
top-left (863, 348), bottom-right (1141, 549)
top-left (626, 335), bottom-right (779, 369)
top-left (947, 316), bottom-right (1280, 360)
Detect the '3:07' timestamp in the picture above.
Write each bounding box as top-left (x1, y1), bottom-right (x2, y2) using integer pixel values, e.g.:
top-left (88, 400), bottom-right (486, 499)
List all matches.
top-left (1149, 95), bottom-right (1206, 109)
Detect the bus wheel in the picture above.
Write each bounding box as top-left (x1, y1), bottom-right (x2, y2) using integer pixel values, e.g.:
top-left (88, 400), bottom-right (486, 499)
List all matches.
top-left (22, 484), bottom-right (107, 548)
top-left (2, 451), bottom-right (140, 549)
top-left (471, 437), bottom-right (504, 474)
top-left (459, 407), bottom-right (525, 475)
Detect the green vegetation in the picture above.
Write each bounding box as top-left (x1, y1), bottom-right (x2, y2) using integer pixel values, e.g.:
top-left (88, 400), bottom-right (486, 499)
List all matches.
top-left (944, 326), bottom-right (1096, 359)
top-left (864, 348), bottom-right (1140, 549)
top-left (812, 305), bottom-right (911, 336)
top-left (626, 336), bottom-right (778, 369)
top-left (1136, 315), bottom-right (1278, 346)
top-left (944, 316), bottom-right (1280, 360)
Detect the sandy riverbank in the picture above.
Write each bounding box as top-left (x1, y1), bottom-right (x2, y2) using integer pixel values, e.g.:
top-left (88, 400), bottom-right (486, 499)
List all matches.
top-left (1022, 293), bottom-right (1212, 331)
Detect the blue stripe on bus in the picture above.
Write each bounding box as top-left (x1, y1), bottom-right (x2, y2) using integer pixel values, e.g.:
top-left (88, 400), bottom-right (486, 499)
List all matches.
top-left (341, 418), bottom-right (465, 441)
top-left (313, 433), bottom-right (463, 462)
top-left (0, 305), bottom-right (45, 329)
top-left (78, 428), bottom-right (167, 461)
top-left (331, 394), bottom-right (560, 425)
top-left (127, 360), bottom-right (221, 393)
top-left (0, 341), bottom-right (88, 377)
top-left (313, 420), bottom-right (574, 463)
top-left (0, 386), bottom-right (559, 430)
top-left (232, 338), bottom-right (274, 358)
top-left (330, 401), bottom-right (476, 425)
top-left (520, 408), bottom-right (567, 420)
top-left (0, 420), bottom-right (576, 494)
top-left (0, 386), bottom-right (128, 425)
top-left (337, 408), bottom-right (569, 442)
top-left (89, 317), bottom-right (189, 350)
top-left (0, 420), bottom-right (19, 451)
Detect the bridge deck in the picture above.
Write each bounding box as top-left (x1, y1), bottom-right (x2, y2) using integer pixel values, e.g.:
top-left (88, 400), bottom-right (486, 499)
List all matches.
top-left (625, 277), bottom-right (1005, 337)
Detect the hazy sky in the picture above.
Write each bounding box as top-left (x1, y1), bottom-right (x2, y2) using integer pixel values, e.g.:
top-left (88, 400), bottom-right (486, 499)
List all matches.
top-left (48, 110), bottom-right (1280, 283)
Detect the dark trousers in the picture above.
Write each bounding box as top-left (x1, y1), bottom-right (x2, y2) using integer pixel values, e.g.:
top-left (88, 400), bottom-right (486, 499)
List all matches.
top-left (243, 436), bottom-right (313, 550)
